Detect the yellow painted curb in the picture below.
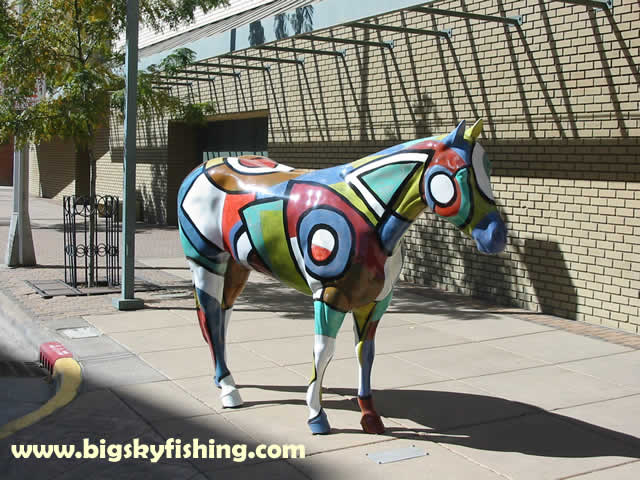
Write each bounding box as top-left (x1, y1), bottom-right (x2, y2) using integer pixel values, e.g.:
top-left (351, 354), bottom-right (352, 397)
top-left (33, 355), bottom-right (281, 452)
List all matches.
top-left (0, 358), bottom-right (82, 440)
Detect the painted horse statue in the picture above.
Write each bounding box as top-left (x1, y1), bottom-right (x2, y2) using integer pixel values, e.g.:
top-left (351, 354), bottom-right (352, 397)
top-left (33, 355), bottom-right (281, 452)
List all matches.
top-left (177, 120), bottom-right (507, 435)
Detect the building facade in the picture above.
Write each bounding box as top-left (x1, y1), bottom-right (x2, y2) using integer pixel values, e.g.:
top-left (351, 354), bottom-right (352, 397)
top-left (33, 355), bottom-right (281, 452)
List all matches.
top-left (29, 0), bottom-right (640, 332)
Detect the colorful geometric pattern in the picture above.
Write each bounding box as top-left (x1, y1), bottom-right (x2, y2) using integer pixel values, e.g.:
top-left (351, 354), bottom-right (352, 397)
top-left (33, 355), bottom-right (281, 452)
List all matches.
top-left (177, 121), bottom-right (508, 435)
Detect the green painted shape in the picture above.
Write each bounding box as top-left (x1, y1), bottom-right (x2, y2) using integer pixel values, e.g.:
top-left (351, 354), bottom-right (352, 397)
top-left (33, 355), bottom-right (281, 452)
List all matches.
top-left (328, 182), bottom-right (378, 225)
top-left (314, 301), bottom-right (346, 338)
top-left (361, 162), bottom-right (419, 206)
top-left (447, 168), bottom-right (472, 227)
top-left (242, 200), bottom-right (279, 273)
top-left (179, 225), bottom-right (226, 275)
top-left (243, 200), bottom-right (311, 295)
top-left (260, 208), bottom-right (311, 294)
top-left (370, 291), bottom-right (393, 322)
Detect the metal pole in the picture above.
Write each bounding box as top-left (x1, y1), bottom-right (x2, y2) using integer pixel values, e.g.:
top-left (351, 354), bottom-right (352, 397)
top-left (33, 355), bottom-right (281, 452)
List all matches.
top-left (114, 0), bottom-right (143, 310)
top-left (4, 0), bottom-right (36, 267)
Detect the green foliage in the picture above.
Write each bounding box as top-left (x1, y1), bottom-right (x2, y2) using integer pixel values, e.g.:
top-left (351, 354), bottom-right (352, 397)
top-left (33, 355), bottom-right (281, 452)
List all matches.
top-left (0, 0), bottom-right (226, 149)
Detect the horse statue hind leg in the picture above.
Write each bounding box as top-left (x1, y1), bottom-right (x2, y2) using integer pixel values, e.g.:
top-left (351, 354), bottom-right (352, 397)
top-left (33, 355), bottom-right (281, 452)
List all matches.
top-left (188, 256), bottom-right (250, 408)
top-left (177, 120), bottom-right (507, 435)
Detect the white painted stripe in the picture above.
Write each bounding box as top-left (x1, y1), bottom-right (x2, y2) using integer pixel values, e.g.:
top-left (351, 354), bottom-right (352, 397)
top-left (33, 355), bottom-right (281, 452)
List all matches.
top-left (376, 245), bottom-right (403, 301)
top-left (346, 152), bottom-right (429, 217)
top-left (182, 173), bottom-right (226, 250)
top-left (188, 259), bottom-right (224, 299)
top-left (289, 236), bottom-right (321, 296)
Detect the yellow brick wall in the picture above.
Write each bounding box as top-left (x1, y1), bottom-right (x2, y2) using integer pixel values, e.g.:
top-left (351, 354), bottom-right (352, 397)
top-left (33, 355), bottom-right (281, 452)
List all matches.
top-left (30, 0), bottom-right (640, 332)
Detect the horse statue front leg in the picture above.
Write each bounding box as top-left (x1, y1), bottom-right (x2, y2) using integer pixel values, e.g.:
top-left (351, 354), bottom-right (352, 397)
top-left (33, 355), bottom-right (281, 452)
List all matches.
top-left (306, 297), bottom-right (347, 435)
top-left (352, 291), bottom-right (393, 434)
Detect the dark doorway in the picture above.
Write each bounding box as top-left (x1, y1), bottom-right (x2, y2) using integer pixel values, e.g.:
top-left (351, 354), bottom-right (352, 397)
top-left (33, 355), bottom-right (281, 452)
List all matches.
top-left (198, 116), bottom-right (269, 161)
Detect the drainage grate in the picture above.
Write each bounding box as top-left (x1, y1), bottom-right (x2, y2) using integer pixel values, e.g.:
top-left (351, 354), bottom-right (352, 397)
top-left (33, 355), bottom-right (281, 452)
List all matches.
top-left (0, 361), bottom-right (48, 377)
top-left (25, 279), bottom-right (160, 298)
top-left (24, 280), bottom-right (84, 298)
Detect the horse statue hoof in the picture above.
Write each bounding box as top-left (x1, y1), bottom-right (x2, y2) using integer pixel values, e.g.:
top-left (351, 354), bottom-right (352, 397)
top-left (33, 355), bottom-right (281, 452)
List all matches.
top-left (360, 413), bottom-right (385, 434)
top-left (219, 376), bottom-right (243, 408)
top-left (308, 409), bottom-right (331, 435)
top-left (220, 389), bottom-right (243, 408)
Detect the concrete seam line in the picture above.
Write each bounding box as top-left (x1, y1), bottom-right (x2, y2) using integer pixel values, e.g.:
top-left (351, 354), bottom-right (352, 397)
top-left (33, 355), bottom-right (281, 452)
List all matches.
top-left (0, 357), bottom-right (82, 440)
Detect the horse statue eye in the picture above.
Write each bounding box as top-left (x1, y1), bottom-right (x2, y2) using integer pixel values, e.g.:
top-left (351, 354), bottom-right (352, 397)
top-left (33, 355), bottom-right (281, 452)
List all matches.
top-left (428, 173), bottom-right (456, 206)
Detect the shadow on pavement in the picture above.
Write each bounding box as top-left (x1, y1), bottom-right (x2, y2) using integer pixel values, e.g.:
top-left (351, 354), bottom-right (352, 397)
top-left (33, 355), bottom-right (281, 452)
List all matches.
top-left (237, 384), bottom-right (640, 459)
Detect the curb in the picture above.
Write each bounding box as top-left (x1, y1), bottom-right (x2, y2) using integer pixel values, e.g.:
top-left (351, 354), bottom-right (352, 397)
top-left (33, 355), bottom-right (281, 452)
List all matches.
top-left (0, 342), bottom-right (82, 440)
top-left (0, 289), bottom-right (66, 355)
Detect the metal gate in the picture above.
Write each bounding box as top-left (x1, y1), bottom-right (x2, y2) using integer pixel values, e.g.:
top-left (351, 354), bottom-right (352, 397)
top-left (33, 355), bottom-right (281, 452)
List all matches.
top-left (63, 195), bottom-right (120, 288)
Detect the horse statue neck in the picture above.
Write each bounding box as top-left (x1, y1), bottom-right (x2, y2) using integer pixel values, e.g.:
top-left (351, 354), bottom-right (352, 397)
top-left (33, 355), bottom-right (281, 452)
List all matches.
top-left (339, 142), bottom-right (437, 255)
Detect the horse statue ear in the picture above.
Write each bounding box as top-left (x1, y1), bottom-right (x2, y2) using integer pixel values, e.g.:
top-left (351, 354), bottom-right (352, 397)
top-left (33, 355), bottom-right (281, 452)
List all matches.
top-left (464, 119), bottom-right (484, 143)
top-left (442, 120), bottom-right (466, 147)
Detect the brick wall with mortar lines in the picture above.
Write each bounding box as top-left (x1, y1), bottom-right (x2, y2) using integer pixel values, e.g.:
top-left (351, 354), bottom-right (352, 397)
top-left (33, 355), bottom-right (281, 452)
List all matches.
top-left (28, 0), bottom-right (640, 331)
top-left (167, 0), bottom-right (638, 331)
top-left (29, 139), bottom-right (77, 198)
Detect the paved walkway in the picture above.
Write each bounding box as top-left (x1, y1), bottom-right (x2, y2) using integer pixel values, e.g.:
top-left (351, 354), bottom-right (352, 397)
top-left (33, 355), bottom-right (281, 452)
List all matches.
top-left (0, 187), bottom-right (639, 479)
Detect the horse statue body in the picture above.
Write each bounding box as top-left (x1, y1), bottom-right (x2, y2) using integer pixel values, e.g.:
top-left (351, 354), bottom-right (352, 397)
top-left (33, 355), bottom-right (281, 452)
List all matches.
top-left (177, 120), bottom-right (507, 435)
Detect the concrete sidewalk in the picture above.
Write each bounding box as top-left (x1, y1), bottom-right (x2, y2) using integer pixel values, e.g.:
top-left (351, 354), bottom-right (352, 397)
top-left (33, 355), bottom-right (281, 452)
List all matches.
top-left (0, 187), bottom-right (639, 479)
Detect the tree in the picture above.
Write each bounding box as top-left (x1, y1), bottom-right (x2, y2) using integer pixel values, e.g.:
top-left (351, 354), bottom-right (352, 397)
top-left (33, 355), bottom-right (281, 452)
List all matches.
top-left (0, 0), bottom-right (225, 285)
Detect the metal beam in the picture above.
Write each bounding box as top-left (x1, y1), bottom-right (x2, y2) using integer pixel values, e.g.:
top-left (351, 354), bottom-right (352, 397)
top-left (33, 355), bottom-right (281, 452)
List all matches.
top-left (175, 69), bottom-right (240, 77)
top-left (151, 80), bottom-right (191, 87)
top-left (257, 45), bottom-right (346, 57)
top-left (550, 0), bottom-right (612, 9)
top-left (220, 54), bottom-right (303, 65)
top-left (158, 75), bottom-right (217, 83)
top-left (192, 62), bottom-right (269, 71)
top-left (298, 34), bottom-right (393, 49)
top-left (410, 6), bottom-right (523, 26)
top-left (349, 22), bottom-right (452, 38)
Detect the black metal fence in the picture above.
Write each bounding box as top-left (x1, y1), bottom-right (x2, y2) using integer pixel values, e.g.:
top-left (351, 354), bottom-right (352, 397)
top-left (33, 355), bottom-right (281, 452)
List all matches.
top-left (63, 195), bottom-right (120, 288)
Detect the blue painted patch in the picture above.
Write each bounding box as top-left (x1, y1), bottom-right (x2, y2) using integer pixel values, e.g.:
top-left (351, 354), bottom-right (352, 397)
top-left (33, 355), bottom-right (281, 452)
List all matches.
top-left (297, 164), bottom-right (352, 185)
top-left (379, 215), bottom-right (411, 255)
top-left (298, 208), bottom-right (353, 280)
top-left (195, 288), bottom-right (230, 384)
top-left (308, 409), bottom-right (330, 435)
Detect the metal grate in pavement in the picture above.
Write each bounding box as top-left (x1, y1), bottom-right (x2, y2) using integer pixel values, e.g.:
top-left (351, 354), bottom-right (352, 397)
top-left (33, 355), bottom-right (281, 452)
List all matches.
top-left (24, 280), bottom-right (83, 298)
top-left (24, 279), bottom-right (161, 298)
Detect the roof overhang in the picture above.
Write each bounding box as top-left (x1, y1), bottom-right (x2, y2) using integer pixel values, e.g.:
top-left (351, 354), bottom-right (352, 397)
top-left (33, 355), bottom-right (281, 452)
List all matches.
top-left (139, 0), bottom-right (444, 70)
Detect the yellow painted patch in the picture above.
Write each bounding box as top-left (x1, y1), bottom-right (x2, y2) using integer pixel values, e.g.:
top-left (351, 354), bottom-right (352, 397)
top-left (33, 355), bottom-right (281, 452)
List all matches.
top-left (328, 183), bottom-right (378, 225)
top-left (392, 169), bottom-right (425, 220)
top-left (204, 158), bottom-right (225, 169)
top-left (352, 302), bottom-right (376, 340)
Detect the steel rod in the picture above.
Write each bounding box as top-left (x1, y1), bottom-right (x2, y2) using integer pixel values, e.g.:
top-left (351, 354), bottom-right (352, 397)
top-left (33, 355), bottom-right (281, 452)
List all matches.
top-left (192, 62), bottom-right (269, 71)
top-left (257, 45), bottom-right (346, 57)
top-left (550, 0), bottom-right (612, 9)
top-left (298, 34), bottom-right (392, 49)
top-left (410, 6), bottom-right (523, 26)
top-left (151, 80), bottom-right (192, 86)
top-left (349, 22), bottom-right (452, 38)
top-left (220, 54), bottom-right (303, 65)
top-left (175, 69), bottom-right (240, 77)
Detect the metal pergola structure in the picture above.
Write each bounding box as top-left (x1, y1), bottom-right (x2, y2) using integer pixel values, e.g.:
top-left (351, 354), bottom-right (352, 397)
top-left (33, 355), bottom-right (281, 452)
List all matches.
top-left (147, 0), bottom-right (620, 99)
top-left (114, 0), bottom-right (615, 309)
